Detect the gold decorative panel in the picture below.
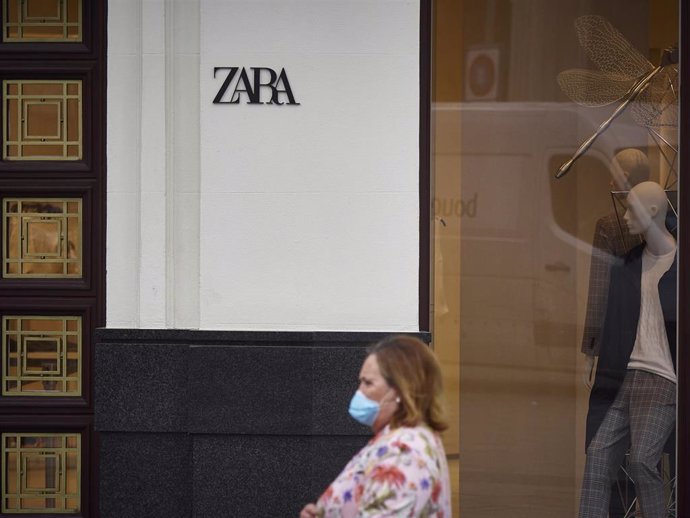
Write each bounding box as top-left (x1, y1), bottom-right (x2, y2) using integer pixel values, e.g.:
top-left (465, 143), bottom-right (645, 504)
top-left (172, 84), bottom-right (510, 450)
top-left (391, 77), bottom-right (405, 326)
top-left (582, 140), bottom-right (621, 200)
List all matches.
top-left (3, 80), bottom-right (82, 160)
top-left (2, 198), bottom-right (82, 278)
top-left (2, 0), bottom-right (82, 42)
top-left (2, 316), bottom-right (81, 396)
top-left (2, 433), bottom-right (80, 513)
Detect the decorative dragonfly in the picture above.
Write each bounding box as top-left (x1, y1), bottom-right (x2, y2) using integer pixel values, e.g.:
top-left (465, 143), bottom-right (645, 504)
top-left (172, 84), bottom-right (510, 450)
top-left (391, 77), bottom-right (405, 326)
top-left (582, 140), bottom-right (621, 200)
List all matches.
top-left (555, 15), bottom-right (678, 187)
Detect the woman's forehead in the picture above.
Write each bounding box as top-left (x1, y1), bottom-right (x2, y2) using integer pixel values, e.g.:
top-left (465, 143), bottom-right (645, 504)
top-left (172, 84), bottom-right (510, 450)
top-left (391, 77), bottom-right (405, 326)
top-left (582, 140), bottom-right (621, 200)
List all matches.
top-left (360, 354), bottom-right (380, 377)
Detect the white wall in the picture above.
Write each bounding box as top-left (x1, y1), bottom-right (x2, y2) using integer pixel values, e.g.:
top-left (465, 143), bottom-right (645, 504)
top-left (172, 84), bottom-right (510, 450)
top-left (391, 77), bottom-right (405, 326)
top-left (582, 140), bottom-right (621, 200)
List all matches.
top-left (107, 0), bottom-right (421, 331)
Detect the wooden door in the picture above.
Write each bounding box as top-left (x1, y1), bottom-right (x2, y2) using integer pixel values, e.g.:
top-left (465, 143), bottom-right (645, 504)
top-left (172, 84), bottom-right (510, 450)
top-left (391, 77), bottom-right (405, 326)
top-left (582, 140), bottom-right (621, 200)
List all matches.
top-left (0, 1), bottom-right (105, 516)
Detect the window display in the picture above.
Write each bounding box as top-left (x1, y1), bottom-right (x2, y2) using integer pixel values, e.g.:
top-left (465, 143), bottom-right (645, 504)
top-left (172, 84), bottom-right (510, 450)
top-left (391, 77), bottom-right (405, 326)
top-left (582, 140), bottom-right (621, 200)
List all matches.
top-left (581, 181), bottom-right (677, 518)
top-left (432, 2), bottom-right (680, 517)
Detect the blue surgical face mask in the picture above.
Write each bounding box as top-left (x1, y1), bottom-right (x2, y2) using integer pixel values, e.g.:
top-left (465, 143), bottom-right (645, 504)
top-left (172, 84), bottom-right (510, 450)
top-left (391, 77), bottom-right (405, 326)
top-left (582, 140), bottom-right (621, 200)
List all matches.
top-left (348, 390), bottom-right (380, 426)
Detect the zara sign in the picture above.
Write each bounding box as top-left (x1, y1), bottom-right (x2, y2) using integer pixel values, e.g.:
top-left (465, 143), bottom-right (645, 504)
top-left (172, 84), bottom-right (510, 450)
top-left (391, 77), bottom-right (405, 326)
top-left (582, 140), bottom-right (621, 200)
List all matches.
top-left (212, 67), bottom-right (300, 105)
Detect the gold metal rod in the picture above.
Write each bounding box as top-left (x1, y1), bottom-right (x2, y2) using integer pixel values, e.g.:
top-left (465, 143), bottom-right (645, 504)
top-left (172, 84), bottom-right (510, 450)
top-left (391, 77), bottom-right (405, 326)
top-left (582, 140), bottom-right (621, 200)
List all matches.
top-left (556, 65), bottom-right (663, 179)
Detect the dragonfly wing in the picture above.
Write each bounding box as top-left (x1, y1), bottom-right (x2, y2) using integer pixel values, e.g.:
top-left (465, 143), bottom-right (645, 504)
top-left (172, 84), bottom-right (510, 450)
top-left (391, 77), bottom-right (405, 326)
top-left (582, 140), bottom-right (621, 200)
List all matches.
top-left (575, 15), bottom-right (652, 79)
top-left (631, 68), bottom-right (679, 127)
top-left (557, 69), bottom-right (634, 106)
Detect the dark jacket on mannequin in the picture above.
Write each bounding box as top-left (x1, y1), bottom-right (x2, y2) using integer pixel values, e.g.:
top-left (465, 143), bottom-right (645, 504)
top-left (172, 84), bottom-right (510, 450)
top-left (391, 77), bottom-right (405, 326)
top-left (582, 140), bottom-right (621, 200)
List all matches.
top-left (585, 243), bottom-right (677, 449)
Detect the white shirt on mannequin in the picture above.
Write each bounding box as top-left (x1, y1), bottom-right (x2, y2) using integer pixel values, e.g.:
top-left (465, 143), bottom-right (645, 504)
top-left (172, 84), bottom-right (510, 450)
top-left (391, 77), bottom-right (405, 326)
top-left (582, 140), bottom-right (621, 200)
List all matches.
top-left (627, 246), bottom-right (676, 383)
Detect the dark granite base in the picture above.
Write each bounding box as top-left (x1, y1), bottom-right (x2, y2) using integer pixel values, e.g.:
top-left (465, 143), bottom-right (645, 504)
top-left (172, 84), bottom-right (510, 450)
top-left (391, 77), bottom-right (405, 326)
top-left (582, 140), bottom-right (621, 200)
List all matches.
top-left (192, 435), bottom-right (367, 518)
top-left (95, 343), bottom-right (189, 432)
top-left (95, 330), bottom-right (427, 518)
top-left (187, 345), bottom-right (370, 435)
top-left (99, 432), bottom-right (191, 518)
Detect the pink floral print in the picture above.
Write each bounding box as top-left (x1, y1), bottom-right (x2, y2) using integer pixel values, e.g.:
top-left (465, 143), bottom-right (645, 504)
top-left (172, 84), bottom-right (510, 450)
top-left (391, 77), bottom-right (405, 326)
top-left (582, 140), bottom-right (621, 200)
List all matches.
top-left (316, 425), bottom-right (452, 517)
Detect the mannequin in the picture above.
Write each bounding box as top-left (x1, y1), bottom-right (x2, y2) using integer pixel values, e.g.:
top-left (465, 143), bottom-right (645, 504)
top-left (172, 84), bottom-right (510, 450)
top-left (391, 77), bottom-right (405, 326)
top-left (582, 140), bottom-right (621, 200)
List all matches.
top-left (581, 149), bottom-right (648, 368)
top-left (624, 182), bottom-right (675, 254)
top-left (579, 182), bottom-right (677, 518)
top-left (580, 153), bottom-right (662, 517)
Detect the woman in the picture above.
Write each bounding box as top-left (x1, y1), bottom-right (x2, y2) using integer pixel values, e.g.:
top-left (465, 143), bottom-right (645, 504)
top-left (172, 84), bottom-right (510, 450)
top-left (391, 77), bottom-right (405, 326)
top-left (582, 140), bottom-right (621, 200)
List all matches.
top-left (300, 335), bottom-right (452, 518)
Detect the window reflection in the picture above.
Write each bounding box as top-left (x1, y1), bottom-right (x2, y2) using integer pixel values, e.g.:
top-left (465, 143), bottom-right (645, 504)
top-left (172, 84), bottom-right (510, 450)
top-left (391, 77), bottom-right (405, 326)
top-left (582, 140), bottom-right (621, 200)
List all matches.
top-left (3, 80), bottom-right (82, 161)
top-left (432, 2), bottom-right (679, 517)
top-left (2, 0), bottom-right (82, 42)
top-left (2, 316), bottom-right (82, 396)
top-left (1, 433), bottom-right (81, 513)
top-left (2, 198), bottom-right (82, 278)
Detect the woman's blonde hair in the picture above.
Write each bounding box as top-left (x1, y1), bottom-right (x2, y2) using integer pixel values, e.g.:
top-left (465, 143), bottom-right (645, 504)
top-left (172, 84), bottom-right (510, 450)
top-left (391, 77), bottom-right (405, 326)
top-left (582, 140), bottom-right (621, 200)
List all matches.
top-left (368, 335), bottom-right (448, 432)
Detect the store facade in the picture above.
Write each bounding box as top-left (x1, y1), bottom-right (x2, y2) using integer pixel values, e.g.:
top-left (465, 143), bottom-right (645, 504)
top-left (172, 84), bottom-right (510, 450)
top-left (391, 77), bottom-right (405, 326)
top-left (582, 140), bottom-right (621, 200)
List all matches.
top-left (0, 0), bottom-right (687, 517)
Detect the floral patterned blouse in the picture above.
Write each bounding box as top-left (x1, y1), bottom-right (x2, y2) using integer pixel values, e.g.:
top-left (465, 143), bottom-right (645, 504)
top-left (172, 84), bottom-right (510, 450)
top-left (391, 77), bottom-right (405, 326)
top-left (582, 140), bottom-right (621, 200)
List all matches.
top-left (316, 425), bottom-right (452, 518)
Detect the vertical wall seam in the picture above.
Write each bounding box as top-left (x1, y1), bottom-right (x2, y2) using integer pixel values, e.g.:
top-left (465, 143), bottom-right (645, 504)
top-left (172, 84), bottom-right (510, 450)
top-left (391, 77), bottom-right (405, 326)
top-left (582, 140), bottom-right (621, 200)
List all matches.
top-left (195, 0), bottom-right (202, 328)
top-left (165, 0), bottom-right (176, 327)
top-left (135, 0), bottom-right (144, 328)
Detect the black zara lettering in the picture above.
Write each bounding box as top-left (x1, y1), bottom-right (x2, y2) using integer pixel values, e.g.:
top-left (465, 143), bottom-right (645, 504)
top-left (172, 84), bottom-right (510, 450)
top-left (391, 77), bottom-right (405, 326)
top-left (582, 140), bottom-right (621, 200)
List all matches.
top-left (213, 67), bottom-right (300, 105)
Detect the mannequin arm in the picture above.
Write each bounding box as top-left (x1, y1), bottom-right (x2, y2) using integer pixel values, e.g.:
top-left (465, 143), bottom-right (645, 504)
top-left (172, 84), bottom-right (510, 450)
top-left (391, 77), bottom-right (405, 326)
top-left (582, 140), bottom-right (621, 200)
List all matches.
top-left (582, 355), bottom-right (596, 389)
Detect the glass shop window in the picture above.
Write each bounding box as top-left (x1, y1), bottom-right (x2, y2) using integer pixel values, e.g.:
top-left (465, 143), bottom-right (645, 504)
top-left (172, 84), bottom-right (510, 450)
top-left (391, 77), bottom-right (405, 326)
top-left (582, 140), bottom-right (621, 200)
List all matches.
top-left (432, 1), bottom-right (680, 517)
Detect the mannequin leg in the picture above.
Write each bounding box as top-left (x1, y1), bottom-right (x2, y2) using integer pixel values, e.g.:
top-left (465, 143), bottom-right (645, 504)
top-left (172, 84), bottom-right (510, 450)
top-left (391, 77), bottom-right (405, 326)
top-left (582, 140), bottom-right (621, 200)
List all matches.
top-left (579, 376), bottom-right (633, 518)
top-left (628, 370), bottom-right (676, 518)
top-left (608, 468), bottom-right (635, 518)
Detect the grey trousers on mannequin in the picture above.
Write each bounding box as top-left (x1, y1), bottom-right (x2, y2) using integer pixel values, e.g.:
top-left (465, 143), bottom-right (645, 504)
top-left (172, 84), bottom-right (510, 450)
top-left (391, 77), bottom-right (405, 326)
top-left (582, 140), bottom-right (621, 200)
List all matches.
top-left (579, 370), bottom-right (676, 518)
